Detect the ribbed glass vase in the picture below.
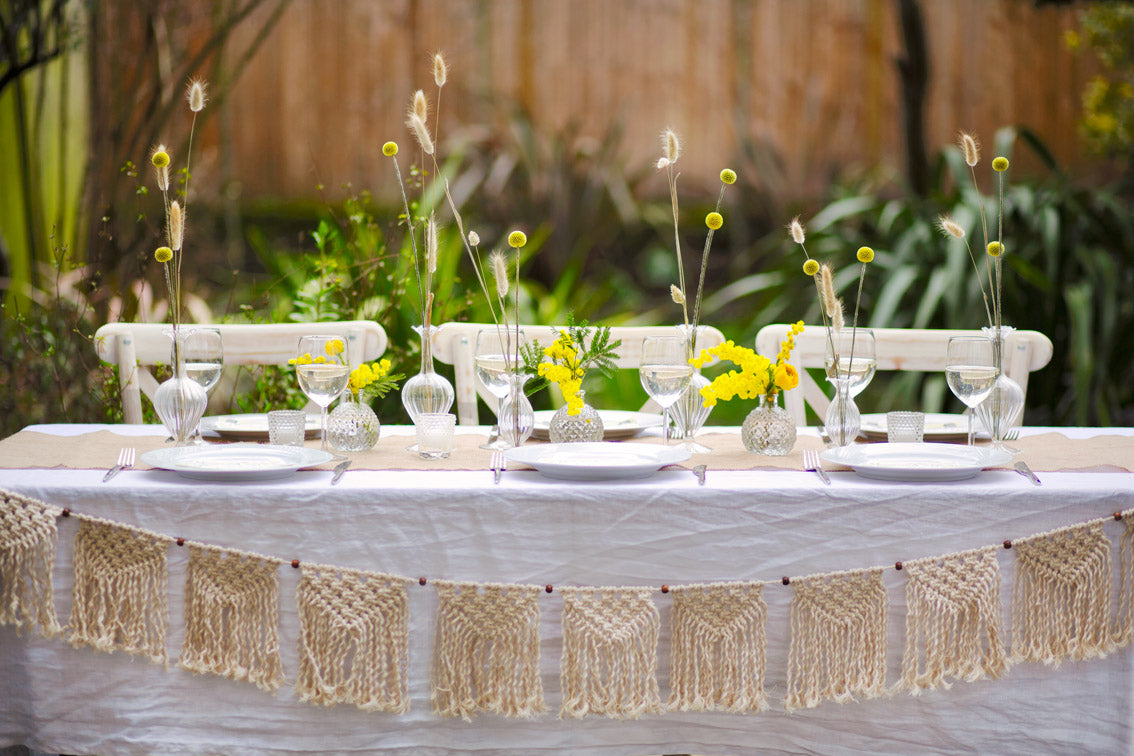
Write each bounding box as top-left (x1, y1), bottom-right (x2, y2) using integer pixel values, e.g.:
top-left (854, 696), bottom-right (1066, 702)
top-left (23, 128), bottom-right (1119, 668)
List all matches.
top-left (498, 373), bottom-right (534, 448)
top-left (824, 375), bottom-right (860, 447)
top-left (154, 326), bottom-right (208, 445)
top-left (976, 325), bottom-right (1025, 449)
top-left (401, 323), bottom-right (454, 423)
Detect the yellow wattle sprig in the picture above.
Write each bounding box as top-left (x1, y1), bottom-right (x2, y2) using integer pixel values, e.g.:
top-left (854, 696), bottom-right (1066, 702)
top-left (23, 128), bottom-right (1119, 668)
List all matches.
top-left (348, 358), bottom-right (404, 398)
top-left (537, 330), bottom-right (587, 414)
top-left (690, 322), bottom-right (804, 408)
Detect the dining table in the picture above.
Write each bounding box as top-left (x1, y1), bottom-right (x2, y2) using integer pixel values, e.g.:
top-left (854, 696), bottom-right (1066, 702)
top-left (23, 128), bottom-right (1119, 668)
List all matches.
top-left (0, 420), bottom-right (1132, 756)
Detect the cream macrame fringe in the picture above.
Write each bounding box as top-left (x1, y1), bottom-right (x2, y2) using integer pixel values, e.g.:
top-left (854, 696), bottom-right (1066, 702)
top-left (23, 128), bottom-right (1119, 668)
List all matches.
top-left (1011, 521), bottom-right (1115, 665)
top-left (784, 569), bottom-right (888, 711)
top-left (431, 581), bottom-right (545, 720)
top-left (1117, 511), bottom-right (1134, 648)
top-left (68, 519), bottom-right (169, 664)
top-left (897, 548), bottom-right (1006, 694)
top-left (668, 583), bottom-right (768, 713)
top-left (560, 587), bottom-right (661, 719)
top-left (295, 565), bottom-right (409, 712)
top-left (0, 491), bottom-right (61, 637)
top-left (179, 545), bottom-right (284, 692)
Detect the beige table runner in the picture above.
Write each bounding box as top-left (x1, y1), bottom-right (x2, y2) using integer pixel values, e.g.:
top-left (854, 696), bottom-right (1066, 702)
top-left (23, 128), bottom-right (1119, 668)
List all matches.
top-left (0, 429), bottom-right (1132, 473)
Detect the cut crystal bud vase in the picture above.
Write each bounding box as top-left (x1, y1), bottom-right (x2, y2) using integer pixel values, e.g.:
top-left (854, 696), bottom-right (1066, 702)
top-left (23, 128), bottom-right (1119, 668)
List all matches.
top-left (498, 372), bottom-right (534, 447)
top-left (328, 391), bottom-right (380, 452)
top-left (824, 375), bottom-right (860, 447)
top-left (549, 390), bottom-right (603, 443)
top-left (976, 325), bottom-right (1025, 448)
top-left (741, 393), bottom-right (796, 456)
top-left (154, 326), bottom-right (208, 445)
top-left (401, 323), bottom-right (455, 423)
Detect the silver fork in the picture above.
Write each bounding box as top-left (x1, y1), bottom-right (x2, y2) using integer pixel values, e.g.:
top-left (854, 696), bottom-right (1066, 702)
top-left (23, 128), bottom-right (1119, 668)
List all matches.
top-left (491, 450), bottom-right (505, 484)
top-left (103, 447), bottom-right (136, 482)
top-left (998, 428), bottom-right (1022, 455)
top-left (802, 449), bottom-right (831, 485)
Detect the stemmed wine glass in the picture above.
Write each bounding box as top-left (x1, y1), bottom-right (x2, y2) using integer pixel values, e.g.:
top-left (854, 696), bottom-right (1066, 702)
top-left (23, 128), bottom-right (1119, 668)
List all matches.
top-left (474, 328), bottom-right (528, 450)
top-left (945, 336), bottom-right (998, 446)
top-left (296, 335), bottom-right (351, 451)
top-left (825, 328), bottom-right (876, 398)
top-left (639, 336), bottom-right (694, 445)
top-left (182, 327), bottom-right (223, 444)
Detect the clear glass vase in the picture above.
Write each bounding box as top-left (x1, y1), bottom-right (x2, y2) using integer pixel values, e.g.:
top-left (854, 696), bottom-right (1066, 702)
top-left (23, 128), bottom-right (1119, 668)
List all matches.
top-left (498, 373), bottom-right (534, 448)
top-left (401, 323), bottom-right (455, 423)
top-left (824, 375), bottom-right (860, 447)
top-left (549, 390), bottom-right (604, 443)
top-left (328, 391), bottom-right (380, 452)
top-left (741, 395), bottom-right (796, 455)
top-left (154, 326), bottom-right (208, 445)
top-left (670, 371), bottom-right (713, 452)
top-left (977, 325), bottom-right (1025, 449)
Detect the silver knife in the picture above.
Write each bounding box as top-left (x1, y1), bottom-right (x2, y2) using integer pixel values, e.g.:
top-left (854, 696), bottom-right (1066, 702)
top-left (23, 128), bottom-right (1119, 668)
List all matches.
top-left (1013, 460), bottom-right (1041, 486)
top-left (330, 459), bottom-right (351, 485)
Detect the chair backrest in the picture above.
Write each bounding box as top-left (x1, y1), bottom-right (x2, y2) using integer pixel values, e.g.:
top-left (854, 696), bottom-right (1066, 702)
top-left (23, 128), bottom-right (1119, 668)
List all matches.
top-left (94, 321), bottom-right (388, 423)
top-left (431, 322), bottom-right (727, 425)
top-left (754, 324), bottom-right (1054, 425)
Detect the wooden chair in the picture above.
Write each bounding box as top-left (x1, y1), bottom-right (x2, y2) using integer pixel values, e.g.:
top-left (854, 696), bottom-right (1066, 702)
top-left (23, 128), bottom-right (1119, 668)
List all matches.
top-left (94, 321), bottom-right (388, 423)
top-left (431, 322), bottom-right (727, 425)
top-left (754, 324), bottom-right (1054, 426)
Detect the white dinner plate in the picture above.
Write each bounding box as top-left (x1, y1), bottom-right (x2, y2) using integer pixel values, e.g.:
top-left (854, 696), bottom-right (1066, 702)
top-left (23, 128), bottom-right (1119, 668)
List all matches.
top-left (530, 410), bottom-right (662, 441)
top-left (504, 442), bottom-right (690, 481)
top-left (141, 443), bottom-right (335, 481)
top-left (202, 413), bottom-right (321, 440)
top-left (819, 442), bottom-right (1012, 482)
top-left (859, 412), bottom-right (986, 442)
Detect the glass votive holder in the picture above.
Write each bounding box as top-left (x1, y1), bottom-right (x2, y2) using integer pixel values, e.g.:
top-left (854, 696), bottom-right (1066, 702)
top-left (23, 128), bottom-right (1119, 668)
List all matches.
top-left (887, 411), bottom-right (926, 443)
top-left (268, 410), bottom-right (307, 447)
top-left (416, 413), bottom-right (456, 459)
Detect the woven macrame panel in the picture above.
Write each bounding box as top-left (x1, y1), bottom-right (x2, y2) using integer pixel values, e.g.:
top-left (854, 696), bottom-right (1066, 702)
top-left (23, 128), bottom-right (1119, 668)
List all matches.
top-left (668, 583), bottom-right (768, 713)
top-left (1117, 513), bottom-right (1134, 648)
top-left (69, 519), bottom-right (169, 664)
top-left (897, 548), bottom-right (1006, 694)
top-left (431, 582), bottom-right (545, 720)
top-left (179, 546), bottom-right (284, 692)
top-left (785, 569), bottom-right (888, 711)
top-left (0, 490), bottom-right (61, 637)
top-left (295, 566), bottom-right (409, 712)
top-left (1012, 521), bottom-right (1115, 665)
top-left (560, 587), bottom-right (661, 719)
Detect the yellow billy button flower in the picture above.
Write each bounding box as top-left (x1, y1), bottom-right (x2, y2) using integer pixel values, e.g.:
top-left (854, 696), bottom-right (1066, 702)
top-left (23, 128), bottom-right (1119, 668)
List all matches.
top-left (151, 150), bottom-right (170, 168)
top-left (508, 230), bottom-right (527, 248)
top-left (803, 259), bottom-right (820, 277)
top-left (325, 339), bottom-right (345, 357)
top-left (987, 241), bottom-right (1004, 257)
top-left (706, 212), bottom-right (723, 230)
top-left (382, 141), bottom-right (398, 157)
top-left (720, 168), bottom-right (737, 185)
top-left (856, 246), bottom-right (875, 264)
top-left (154, 246), bottom-right (173, 263)
top-left (992, 156), bottom-right (1009, 172)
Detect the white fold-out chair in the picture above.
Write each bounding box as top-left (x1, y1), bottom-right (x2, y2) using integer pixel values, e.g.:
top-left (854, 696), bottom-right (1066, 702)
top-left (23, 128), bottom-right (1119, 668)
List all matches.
top-left (754, 324), bottom-right (1054, 426)
top-left (94, 321), bottom-right (388, 423)
top-left (431, 322), bottom-right (727, 426)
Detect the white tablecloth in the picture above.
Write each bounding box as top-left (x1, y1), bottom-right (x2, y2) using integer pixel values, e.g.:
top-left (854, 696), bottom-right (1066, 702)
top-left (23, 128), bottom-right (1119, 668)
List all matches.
top-left (1, 425), bottom-right (1133, 756)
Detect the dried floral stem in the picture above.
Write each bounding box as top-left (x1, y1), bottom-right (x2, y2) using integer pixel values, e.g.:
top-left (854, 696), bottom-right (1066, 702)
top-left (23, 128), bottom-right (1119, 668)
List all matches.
top-left (667, 164), bottom-right (689, 330)
top-left (443, 178), bottom-right (502, 330)
top-left (389, 156), bottom-right (426, 322)
top-left (689, 183), bottom-right (726, 352)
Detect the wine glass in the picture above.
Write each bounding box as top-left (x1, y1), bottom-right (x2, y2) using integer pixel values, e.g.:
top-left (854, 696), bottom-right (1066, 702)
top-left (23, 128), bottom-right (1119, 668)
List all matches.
top-left (296, 335), bottom-right (351, 451)
top-left (638, 336), bottom-right (694, 445)
top-left (181, 328), bottom-right (223, 444)
top-left (825, 328), bottom-right (876, 398)
top-left (474, 328), bottom-right (528, 450)
top-left (945, 336), bottom-right (999, 446)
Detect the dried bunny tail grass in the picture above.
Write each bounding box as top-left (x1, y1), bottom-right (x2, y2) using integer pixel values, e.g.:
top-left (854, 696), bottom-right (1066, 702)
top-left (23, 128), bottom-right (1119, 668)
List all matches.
top-left (670, 284), bottom-right (686, 305)
top-left (790, 217), bottom-right (806, 245)
top-left (186, 79), bottom-right (208, 113)
top-left (412, 89), bottom-right (428, 121)
top-left (959, 132), bottom-right (980, 167)
top-left (407, 113), bottom-right (435, 155)
top-left (937, 215), bottom-right (965, 239)
top-left (832, 301), bottom-right (845, 332)
top-left (491, 251), bottom-right (509, 298)
top-left (169, 201), bottom-right (184, 251)
top-left (662, 128), bottom-right (680, 164)
top-left (433, 52), bottom-right (448, 87)
top-left (818, 263), bottom-right (838, 319)
top-left (426, 213), bottom-right (438, 275)
top-left (467, 230), bottom-right (480, 247)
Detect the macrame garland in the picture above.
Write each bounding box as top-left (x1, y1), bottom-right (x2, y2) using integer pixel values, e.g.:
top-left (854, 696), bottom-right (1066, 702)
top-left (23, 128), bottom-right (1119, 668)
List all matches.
top-left (784, 569), bottom-right (888, 711)
top-left (431, 581), bottom-right (545, 720)
top-left (897, 547), bottom-right (1007, 694)
top-left (69, 519), bottom-right (170, 664)
top-left (179, 545), bottom-right (284, 692)
top-left (0, 491), bottom-right (61, 637)
top-left (560, 587), bottom-right (661, 719)
top-left (668, 582), bottom-right (768, 713)
top-left (1117, 511), bottom-right (1134, 648)
top-left (1011, 521), bottom-right (1115, 665)
top-left (295, 565), bottom-right (409, 712)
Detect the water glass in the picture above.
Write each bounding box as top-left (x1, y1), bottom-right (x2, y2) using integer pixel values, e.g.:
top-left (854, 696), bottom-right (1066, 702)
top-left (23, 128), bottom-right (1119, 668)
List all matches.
top-left (945, 336), bottom-right (998, 446)
top-left (416, 413), bottom-right (456, 459)
top-left (268, 410), bottom-right (307, 447)
top-left (886, 411), bottom-right (925, 443)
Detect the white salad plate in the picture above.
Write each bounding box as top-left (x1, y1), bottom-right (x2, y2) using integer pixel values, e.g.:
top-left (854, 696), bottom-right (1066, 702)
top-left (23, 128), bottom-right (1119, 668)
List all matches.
top-left (141, 443), bottom-right (335, 481)
top-left (859, 412), bottom-right (987, 442)
top-left (202, 413), bottom-right (321, 440)
top-left (819, 442), bottom-right (1012, 482)
top-left (504, 442), bottom-right (690, 481)
top-left (530, 410), bottom-right (662, 441)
